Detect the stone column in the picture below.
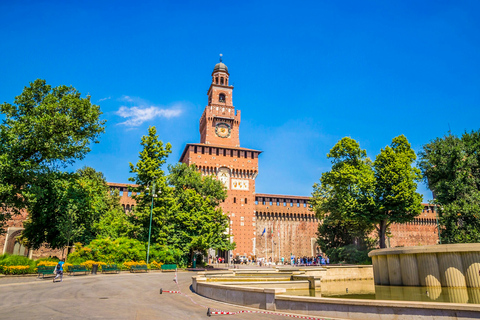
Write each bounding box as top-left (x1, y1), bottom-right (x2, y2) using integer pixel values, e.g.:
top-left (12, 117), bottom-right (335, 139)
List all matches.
top-left (387, 254), bottom-right (402, 285)
top-left (417, 253), bottom-right (441, 287)
top-left (400, 254), bottom-right (420, 286)
top-left (378, 255), bottom-right (389, 285)
top-left (461, 252), bottom-right (480, 288)
top-left (438, 252), bottom-right (466, 288)
top-left (372, 256), bottom-right (381, 285)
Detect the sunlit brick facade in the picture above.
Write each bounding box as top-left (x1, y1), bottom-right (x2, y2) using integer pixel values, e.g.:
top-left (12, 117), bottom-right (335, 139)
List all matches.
top-left (0, 60), bottom-right (440, 260)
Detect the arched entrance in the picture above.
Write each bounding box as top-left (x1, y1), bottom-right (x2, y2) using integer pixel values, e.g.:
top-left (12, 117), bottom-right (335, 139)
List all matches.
top-left (5, 230), bottom-right (29, 257)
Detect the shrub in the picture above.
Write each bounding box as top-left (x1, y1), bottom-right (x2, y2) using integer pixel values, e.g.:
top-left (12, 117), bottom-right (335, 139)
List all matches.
top-left (80, 260), bottom-right (107, 270)
top-left (326, 244), bottom-right (372, 264)
top-left (149, 261), bottom-right (163, 270)
top-left (1, 265), bottom-right (31, 275)
top-left (68, 238), bottom-right (146, 264)
top-left (0, 253), bottom-right (36, 274)
top-left (149, 245), bottom-right (183, 265)
top-left (36, 261), bottom-right (58, 267)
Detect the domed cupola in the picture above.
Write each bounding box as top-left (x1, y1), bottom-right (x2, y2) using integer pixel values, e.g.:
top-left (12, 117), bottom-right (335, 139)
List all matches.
top-left (211, 54), bottom-right (230, 86)
top-left (213, 62), bottom-right (228, 73)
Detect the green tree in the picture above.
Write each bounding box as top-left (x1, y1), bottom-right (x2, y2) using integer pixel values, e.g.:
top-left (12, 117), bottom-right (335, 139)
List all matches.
top-left (311, 137), bottom-right (375, 254)
top-left (127, 126), bottom-right (174, 244)
top-left (93, 189), bottom-right (133, 239)
top-left (0, 79), bottom-right (105, 234)
top-left (21, 167), bottom-right (115, 250)
top-left (371, 135), bottom-right (423, 248)
top-left (313, 135), bottom-right (423, 250)
top-left (128, 127), bottom-right (234, 265)
top-left (419, 130), bottom-right (480, 243)
top-left (168, 163), bottom-right (233, 264)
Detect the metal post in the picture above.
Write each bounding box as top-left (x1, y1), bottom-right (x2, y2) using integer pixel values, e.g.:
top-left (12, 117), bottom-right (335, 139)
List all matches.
top-left (147, 182), bottom-right (156, 264)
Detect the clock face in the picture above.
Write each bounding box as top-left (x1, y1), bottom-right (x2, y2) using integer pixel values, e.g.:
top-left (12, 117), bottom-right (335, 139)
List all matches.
top-left (215, 122), bottom-right (231, 138)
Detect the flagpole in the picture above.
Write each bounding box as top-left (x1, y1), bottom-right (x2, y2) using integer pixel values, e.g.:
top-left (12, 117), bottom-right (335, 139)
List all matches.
top-left (265, 227), bottom-right (267, 265)
top-left (278, 230), bottom-right (280, 263)
top-left (271, 226), bottom-right (274, 264)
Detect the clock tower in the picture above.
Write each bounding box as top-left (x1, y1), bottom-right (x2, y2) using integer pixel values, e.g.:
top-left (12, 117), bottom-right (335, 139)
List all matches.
top-left (199, 57), bottom-right (241, 147)
top-left (180, 57), bottom-right (261, 260)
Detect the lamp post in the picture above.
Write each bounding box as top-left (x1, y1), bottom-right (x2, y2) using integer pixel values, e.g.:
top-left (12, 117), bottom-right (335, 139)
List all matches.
top-left (146, 181), bottom-right (158, 264)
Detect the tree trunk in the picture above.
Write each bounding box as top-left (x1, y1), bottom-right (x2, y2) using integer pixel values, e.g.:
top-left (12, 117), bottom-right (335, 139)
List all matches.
top-left (378, 220), bottom-right (387, 249)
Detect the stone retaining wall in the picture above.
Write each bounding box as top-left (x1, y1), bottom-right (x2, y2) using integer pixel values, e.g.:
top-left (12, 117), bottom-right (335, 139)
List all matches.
top-left (369, 244), bottom-right (480, 288)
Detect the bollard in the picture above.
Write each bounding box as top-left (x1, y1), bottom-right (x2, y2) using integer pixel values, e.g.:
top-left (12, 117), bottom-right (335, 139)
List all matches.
top-left (207, 308), bottom-right (211, 317)
top-left (160, 288), bottom-right (163, 294)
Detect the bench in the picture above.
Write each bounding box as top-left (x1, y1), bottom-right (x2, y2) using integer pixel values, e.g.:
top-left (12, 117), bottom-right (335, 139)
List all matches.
top-left (130, 265), bottom-right (148, 273)
top-left (161, 264), bottom-right (177, 272)
top-left (69, 265), bottom-right (88, 275)
top-left (37, 266), bottom-right (55, 278)
top-left (102, 264), bottom-right (119, 274)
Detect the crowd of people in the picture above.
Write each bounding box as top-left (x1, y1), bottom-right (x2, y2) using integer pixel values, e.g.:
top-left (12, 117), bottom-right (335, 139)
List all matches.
top-left (209, 255), bottom-right (330, 267)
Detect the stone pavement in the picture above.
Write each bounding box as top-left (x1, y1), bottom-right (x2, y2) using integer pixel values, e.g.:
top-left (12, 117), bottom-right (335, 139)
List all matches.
top-left (0, 271), bottom-right (334, 320)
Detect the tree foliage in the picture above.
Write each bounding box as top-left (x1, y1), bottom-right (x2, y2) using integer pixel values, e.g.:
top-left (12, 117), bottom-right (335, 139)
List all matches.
top-left (21, 167), bottom-right (121, 250)
top-left (311, 137), bottom-right (375, 253)
top-left (0, 79), bottom-right (105, 233)
top-left (127, 126), bottom-right (174, 244)
top-left (128, 127), bottom-right (233, 264)
top-left (167, 163), bottom-right (232, 263)
top-left (419, 130), bottom-right (480, 243)
top-left (371, 135), bottom-right (423, 248)
top-left (312, 135), bottom-right (423, 250)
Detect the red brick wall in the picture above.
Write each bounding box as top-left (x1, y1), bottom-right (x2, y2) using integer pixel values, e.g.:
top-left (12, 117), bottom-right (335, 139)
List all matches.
top-left (255, 194), bottom-right (319, 260)
top-left (388, 204), bottom-right (440, 247)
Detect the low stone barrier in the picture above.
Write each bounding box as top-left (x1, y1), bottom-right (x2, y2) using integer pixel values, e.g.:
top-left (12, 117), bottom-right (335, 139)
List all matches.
top-left (369, 244), bottom-right (480, 288)
top-left (192, 275), bottom-right (480, 320)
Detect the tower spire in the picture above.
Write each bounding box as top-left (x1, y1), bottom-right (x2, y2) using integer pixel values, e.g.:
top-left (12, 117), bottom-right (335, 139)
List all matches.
top-left (219, 53), bottom-right (223, 63)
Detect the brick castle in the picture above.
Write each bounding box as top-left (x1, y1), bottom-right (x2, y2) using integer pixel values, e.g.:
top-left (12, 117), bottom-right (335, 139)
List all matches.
top-left (0, 59), bottom-right (439, 260)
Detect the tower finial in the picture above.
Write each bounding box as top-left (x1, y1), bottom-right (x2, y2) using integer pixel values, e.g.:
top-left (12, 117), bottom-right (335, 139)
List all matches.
top-left (219, 53), bottom-right (223, 62)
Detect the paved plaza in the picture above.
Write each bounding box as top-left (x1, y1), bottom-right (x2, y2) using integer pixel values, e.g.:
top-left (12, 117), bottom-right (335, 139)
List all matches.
top-left (0, 270), bottom-right (332, 320)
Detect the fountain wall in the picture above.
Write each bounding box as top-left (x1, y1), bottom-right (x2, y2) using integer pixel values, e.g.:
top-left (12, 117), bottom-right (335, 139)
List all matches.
top-left (369, 243), bottom-right (480, 288)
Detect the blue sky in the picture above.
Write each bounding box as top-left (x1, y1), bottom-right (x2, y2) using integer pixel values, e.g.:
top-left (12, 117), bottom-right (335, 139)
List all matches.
top-left (1, 1), bottom-right (479, 201)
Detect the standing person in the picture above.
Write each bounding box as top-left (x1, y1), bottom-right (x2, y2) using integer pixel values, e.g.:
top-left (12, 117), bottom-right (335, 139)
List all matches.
top-left (53, 259), bottom-right (65, 283)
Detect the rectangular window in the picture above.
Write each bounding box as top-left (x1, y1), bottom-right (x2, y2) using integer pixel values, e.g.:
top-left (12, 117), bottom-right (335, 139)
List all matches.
top-left (245, 198), bottom-right (248, 204)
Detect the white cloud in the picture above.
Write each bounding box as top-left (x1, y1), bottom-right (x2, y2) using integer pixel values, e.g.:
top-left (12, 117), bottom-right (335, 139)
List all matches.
top-left (115, 96), bottom-right (183, 127)
top-left (98, 96), bottom-right (111, 102)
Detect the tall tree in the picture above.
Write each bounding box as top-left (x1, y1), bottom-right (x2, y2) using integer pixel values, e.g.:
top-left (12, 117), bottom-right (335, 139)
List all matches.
top-left (0, 79), bottom-right (105, 233)
top-left (167, 163), bottom-right (233, 263)
top-left (312, 135), bottom-right (423, 249)
top-left (371, 135), bottom-right (423, 248)
top-left (419, 130), bottom-right (480, 243)
top-left (311, 137), bottom-right (375, 253)
top-left (21, 167), bottom-right (115, 249)
top-left (128, 126), bottom-right (174, 244)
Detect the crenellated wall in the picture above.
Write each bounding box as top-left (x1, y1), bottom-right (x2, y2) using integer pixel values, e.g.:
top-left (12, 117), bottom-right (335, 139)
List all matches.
top-left (255, 194), bottom-right (319, 260)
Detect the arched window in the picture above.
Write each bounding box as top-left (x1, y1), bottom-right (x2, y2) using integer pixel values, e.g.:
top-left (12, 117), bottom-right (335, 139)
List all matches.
top-left (219, 93), bottom-right (225, 102)
top-left (220, 77), bottom-right (224, 85)
top-left (215, 77), bottom-right (219, 84)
